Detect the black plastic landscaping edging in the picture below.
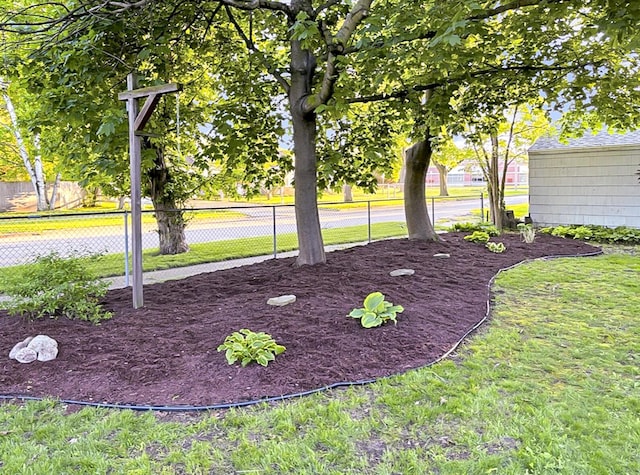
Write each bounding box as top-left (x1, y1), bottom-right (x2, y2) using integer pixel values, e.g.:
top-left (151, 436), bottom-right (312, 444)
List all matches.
top-left (0, 250), bottom-right (604, 412)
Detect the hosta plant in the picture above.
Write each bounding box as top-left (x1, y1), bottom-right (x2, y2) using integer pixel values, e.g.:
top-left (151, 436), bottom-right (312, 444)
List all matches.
top-left (486, 241), bottom-right (506, 253)
top-left (517, 223), bottom-right (536, 243)
top-left (464, 231), bottom-right (491, 244)
top-left (348, 292), bottom-right (404, 328)
top-left (217, 329), bottom-right (286, 367)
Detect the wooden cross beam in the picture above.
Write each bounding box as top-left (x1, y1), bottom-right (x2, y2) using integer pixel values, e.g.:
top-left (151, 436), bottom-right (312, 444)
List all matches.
top-left (118, 73), bottom-right (182, 309)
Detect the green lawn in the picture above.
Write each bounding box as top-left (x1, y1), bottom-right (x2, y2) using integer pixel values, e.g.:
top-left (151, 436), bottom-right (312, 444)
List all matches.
top-left (1, 247), bottom-right (638, 473)
top-left (0, 222), bottom-right (408, 286)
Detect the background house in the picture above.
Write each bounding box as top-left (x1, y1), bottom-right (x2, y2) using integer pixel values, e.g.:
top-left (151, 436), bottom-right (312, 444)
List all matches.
top-left (528, 130), bottom-right (640, 228)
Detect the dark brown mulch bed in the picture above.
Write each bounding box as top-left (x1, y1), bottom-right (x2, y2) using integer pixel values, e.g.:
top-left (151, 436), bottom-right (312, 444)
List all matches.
top-left (0, 233), bottom-right (599, 409)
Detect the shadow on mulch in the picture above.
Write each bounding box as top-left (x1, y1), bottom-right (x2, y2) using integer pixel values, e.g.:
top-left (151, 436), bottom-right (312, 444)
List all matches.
top-left (0, 233), bottom-right (600, 409)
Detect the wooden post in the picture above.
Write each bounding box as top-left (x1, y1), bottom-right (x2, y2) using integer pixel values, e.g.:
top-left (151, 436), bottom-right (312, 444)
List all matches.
top-left (119, 73), bottom-right (181, 309)
top-left (125, 74), bottom-right (144, 308)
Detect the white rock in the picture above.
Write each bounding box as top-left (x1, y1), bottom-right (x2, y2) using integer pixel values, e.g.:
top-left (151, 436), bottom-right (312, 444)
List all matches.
top-left (37, 345), bottom-right (59, 362)
top-left (27, 335), bottom-right (58, 354)
top-left (267, 295), bottom-right (297, 306)
top-left (433, 253), bottom-right (450, 258)
top-left (14, 347), bottom-right (37, 364)
top-left (9, 341), bottom-right (27, 359)
top-left (9, 336), bottom-right (35, 359)
top-left (389, 269), bottom-right (415, 277)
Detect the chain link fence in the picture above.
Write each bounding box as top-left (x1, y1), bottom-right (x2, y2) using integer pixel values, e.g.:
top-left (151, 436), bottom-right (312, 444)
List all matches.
top-left (0, 195), bottom-right (486, 272)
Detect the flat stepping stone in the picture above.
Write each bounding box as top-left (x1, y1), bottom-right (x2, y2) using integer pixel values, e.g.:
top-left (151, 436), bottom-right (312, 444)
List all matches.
top-left (433, 253), bottom-right (450, 258)
top-left (267, 295), bottom-right (297, 306)
top-left (390, 269), bottom-right (415, 277)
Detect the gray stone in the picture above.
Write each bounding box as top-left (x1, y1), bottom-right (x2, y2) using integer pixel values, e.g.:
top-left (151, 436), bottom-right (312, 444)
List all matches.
top-left (267, 295), bottom-right (297, 306)
top-left (433, 253), bottom-right (450, 258)
top-left (37, 345), bottom-right (59, 362)
top-left (389, 269), bottom-right (415, 277)
top-left (9, 336), bottom-right (34, 360)
top-left (27, 335), bottom-right (58, 354)
top-left (14, 347), bottom-right (37, 364)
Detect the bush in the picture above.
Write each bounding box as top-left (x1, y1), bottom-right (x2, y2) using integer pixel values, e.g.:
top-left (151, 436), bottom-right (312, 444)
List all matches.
top-left (348, 291), bottom-right (404, 328)
top-left (0, 252), bottom-right (112, 323)
top-left (540, 225), bottom-right (640, 245)
top-left (217, 329), bottom-right (286, 367)
top-left (464, 231), bottom-right (491, 244)
top-left (449, 222), bottom-right (499, 236)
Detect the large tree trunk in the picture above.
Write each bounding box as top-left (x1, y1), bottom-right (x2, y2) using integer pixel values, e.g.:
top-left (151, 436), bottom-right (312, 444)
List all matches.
top-left (145, 140), bottom-right (189, 255)
top-left (403, 139), bottom-right (439, 241)
top-left (434, 162), bottom-right (449, 196)
top-left (290, 40), bottom-right (325, 266)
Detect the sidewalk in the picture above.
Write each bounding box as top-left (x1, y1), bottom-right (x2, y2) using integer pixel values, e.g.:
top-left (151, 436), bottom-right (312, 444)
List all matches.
top-left (106, 242), bottom-right (370, 290)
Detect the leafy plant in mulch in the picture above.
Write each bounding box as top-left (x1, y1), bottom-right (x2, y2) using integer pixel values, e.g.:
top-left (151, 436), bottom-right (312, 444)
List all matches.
top-left (464, 231), bottom-right (491, 244)
top-left (0, 252), bottom-right (112, 323)
top-left (540, 225), bottom-right (640, 244)
top-left (517, 223), bottom-right (536, 243)
top-left (348, 291), bottom-right (404, 328)
top-left (217, 329), bottom-right (286, 367)
top-left (449, 222), bottom-right (499, 236)
top-left (486, 241), bottom-right (506, 253)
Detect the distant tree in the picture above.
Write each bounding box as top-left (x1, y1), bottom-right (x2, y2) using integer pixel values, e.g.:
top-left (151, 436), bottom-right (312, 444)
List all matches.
top-left (430, 136), bottom-right (473, 197)
top-left (463, 106), bottom-right (549, 230)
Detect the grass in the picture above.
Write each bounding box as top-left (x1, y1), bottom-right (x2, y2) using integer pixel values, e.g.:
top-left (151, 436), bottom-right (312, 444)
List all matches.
top-left (236, 185), bottom-right (528, 207)
top-left (0, 209), bottom-right (245, 237)
top-left (0, 222), bottom-right (408, 285)
top-left (1, 247), bottom-right (638, 473)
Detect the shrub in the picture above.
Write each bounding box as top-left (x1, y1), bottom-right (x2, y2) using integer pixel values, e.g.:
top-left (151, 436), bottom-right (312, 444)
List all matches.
top-left (517, 223), bottom-right (536, 243)
top-left (450, 222), bottom-right (499, 236)
top-left (486, 241), bottom-right (506, 253)
top-left (217, 329), bottom-right (286, 367)
top-left (464, 231), bottom-right (491, 244)
top-left (0, 252), bottom-right (112, 323)
top-left (348, 291), bottom-right (404, 328)
top-left (540, 225), bottom-right (640, 245)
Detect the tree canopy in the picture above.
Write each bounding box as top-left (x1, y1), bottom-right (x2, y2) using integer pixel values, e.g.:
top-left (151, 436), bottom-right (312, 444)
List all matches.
top-left (1, 0), bottom-right (638, 260)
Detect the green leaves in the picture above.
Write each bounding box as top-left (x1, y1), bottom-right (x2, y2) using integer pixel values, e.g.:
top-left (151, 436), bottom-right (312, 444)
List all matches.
top-left (348, 291), bottom-right (404, 328)
top-left (0, 252), bottom-right (112, 323)
top-left (217, 329), bottom-right (286, 367)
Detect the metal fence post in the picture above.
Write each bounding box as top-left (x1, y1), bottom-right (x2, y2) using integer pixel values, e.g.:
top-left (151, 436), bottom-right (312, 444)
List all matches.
top-left (480, 193), bottom-right (484, 223)
top-left (431, 197), bottom-right (435, 226)
top-left (124, 210), bottom-right (130, 287)
top-left (272, 206), bottom-right (277, 258)
top-left (367, 201), bottom-right (372, 243)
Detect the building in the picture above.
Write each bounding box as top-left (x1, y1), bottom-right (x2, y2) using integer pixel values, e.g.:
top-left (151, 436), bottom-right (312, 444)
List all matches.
top-left (528, 130), bottom-right (640, 228)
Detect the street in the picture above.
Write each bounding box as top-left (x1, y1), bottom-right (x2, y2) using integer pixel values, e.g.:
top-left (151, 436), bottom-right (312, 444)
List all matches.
top-left (0, 195), bottom-right (527, 267)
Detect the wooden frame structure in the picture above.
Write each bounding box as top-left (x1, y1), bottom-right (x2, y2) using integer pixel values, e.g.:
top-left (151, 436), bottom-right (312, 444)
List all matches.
top-left (118, 73), bottom-right (181, 308)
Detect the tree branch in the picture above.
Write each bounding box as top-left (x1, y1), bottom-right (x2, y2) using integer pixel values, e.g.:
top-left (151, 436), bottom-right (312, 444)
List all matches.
top-left (347, 62), bottom-right (590, 104)
top-left (303, 0), bottom-right (372, 113)
top-left (224, 5), bottom-right (291, 93)
top-left (219, 0), bottom-right (291, 14)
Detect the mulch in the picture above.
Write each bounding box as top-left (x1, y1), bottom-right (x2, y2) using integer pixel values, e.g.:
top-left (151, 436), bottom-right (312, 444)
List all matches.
top-left (0, 233), bottom-right (600, 409)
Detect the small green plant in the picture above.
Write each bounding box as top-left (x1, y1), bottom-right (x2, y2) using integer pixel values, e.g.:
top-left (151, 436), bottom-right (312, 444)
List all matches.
top-left (348, 291), bottom-right (404, 328)
top-left (450, 222), bottom-right (499, 236)
top-left (464, 231), bottom-right (491, 244)
top-left (486, 241), bottom-right (506, 253)
top-left (217, 329), bottom-right (286, 367)
top-left (517, 223), bottom-right (536, 243)
top-left (0, 252), bottom-right (112, 323)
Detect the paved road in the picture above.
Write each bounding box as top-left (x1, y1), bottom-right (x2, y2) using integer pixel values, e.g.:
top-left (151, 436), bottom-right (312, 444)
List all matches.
top-left (0, 195), bottom-right (527, 267)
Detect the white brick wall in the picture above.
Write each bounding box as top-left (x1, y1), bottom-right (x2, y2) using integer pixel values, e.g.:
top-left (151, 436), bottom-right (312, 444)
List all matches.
top-left (528, 145), bottom-right (640, 228)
